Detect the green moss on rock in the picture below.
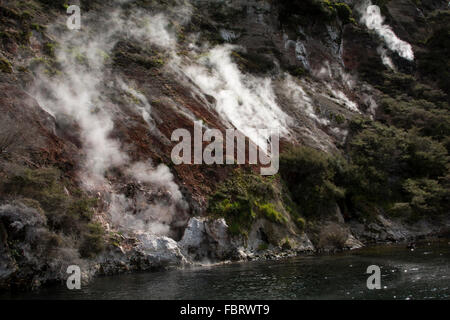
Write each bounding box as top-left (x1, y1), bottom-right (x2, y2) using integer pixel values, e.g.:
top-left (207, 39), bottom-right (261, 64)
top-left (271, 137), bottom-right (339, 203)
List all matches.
top-left (0, 57), bottom-right (13, 73)
top-left (1, 167), bottom-right (100, 239)
top-left (208, 170), bottom-right (290, 237)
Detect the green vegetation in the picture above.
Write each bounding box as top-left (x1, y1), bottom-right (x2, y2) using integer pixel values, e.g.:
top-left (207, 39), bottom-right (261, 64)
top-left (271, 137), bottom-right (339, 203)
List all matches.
top-left (114, 50), bottom-right (165, 69)
top-left (0, 57), bottom-right (12, 73)
top-left (332, 2), bottom-right (355, 24)
top-left (346, 120), bottom-right (448, 210)
top-left (79, 222), bottom-right (105, 258)
top-left (281, 237), bottom-right (292, 250)
top-left (287, 66), bottom-right (307, 78)
top-left (279, 123), bottom-right (449, 221)
top-left (29, 56), bottom-right (61, 76)
top-left (379, 95), bottom-right (449, 142)
top-left (30, 23), bottom-right (46, 32)
top-left (210, 198), bottom-right (255, 237)
top-left (280, 146), bottom-right (345, 217)
top-left (0, 29), bottom-right (30, 46)
top-left (112, 40), bottom-right (165, 70)
top-left (332, 113), bottom-right (346, 125)
top-left (208, 171), bottom-right (291, 237)
top-left (295, 217), bottom-right (306, 230)
top-left (44, 42), bottom-right (58, 57)
top-left (0, 167), bottom-right (105, 257)
top-left (255, 202), bottom-right (287, 225)
top-left (347, 12), bottom-right (450, 221)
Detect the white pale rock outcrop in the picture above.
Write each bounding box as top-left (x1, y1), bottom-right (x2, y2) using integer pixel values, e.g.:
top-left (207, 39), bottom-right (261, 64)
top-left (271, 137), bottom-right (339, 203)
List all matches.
top-left (136, 234), bottom-right (188, 268)
top-left (178, 217), bottom-right (206, 249)
top-left (179, 217), bottom-right (245, 262)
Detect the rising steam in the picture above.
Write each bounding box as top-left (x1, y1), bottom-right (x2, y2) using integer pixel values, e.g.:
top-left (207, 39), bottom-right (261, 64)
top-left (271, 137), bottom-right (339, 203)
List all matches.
top-left (359, 1), bottom-right (414, 61)
top-left (173, 45), bottom-right (292, 149)
top-left (31, 1), bottom-right (188, 237)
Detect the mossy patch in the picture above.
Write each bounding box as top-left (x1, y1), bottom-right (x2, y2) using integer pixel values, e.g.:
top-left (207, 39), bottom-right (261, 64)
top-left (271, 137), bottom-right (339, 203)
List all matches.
top-left (44, 42), bottom-right (58, 57)
top-left (255, 202), bottom-right (287, 225)
top-left (257, 242), bottom-right (269, 251)
top-left (112, 41), bottom-right (165, 70)
top-left (29, 56), bottom-right (61, 76)
top-left (0, 57), bottom-right (12, 73)
top-left (208, 170), bottom-right (290, 237)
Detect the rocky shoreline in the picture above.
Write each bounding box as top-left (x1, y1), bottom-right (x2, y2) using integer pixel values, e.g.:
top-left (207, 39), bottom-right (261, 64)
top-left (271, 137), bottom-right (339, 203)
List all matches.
top-left (0, 0), bottom-right (448, 294)
top-left (82, 214), bottom-right (450, 289)
top-left (1, 207), bottom-right (448, 292)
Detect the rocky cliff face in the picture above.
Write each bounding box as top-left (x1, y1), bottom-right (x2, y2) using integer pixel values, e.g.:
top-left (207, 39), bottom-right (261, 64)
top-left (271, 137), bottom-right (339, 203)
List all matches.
top-left (0, 0), bottom-right (449, 290)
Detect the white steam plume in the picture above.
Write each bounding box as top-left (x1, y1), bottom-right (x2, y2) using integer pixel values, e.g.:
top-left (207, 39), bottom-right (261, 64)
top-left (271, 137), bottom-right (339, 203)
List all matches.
top-left (32, 11), bottom-right (129, 188)
top-left (377, 45), bottom-right (396, 70)
top-left (107, 161), bottom-right (187, 236)
top-left (359, 1), bottom-right (414, 61)
top-left (32, 1), bottom-right (189, 236)
top-left (283, 75), bottom-right (329, 126)
top-left (177, 45), bottom-right (292, 149)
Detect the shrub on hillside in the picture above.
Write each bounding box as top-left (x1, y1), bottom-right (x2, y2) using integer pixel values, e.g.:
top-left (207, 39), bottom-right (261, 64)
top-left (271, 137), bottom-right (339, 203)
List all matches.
top-left (79, 222), bottom-right (105, 258)
top-left (279, 146), bottom-right (345, 216)
top-left (345, 118), bottom-right (448, 218)
top-left (1, 167), bottom-right (102, 256)
top-left (208, 171), bottom-right (290, 237)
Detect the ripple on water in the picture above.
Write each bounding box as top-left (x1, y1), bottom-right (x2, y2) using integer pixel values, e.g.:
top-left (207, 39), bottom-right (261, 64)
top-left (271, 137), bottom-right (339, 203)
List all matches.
top-left (2, 242), bottom-right (449, 300)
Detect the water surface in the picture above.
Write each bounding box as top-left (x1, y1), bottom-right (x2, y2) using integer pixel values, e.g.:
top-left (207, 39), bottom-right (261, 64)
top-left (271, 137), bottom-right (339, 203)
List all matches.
top-left (3, 242), bottom-right (449, 300)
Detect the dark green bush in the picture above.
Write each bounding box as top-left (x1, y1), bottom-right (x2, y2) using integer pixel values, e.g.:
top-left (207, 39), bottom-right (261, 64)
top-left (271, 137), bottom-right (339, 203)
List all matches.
top-left (344, 117), bottom-right (449, 218)
top-left (402, 178), bottom-right (449, 216)
top-left (279, 118), bottom-right (448, 219)
top-left (2, 167), bottom-right (99, 237)
top-left (380, 96), bottom-right (450, 141)
top-left (279, 146), bottom-right (345, 216)
top-left (79, 222), bottom-right (105, 258)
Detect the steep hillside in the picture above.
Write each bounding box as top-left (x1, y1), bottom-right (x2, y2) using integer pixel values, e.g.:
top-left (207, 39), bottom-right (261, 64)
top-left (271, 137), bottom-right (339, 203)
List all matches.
top-left (0, 0), bottom-right (449, 290)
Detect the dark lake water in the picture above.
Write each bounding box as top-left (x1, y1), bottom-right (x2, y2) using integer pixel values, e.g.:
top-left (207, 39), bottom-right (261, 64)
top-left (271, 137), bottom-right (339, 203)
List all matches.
top-left (2, 241), bottom-right (449, 300)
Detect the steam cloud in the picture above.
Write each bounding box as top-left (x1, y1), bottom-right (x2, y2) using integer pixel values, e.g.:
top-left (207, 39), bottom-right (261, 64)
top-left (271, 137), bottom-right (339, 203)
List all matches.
top-left (174, 45), bottom-right (292, 149)
top-left (31, 1), bottom-right (188, 237)
top-left (359, 1), bottom-right (414, 61)
top-left (30, 0), bottom-right (372, 239)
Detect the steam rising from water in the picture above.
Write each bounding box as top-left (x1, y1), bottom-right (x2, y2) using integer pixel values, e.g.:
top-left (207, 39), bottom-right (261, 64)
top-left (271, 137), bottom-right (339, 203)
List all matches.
top-left (359, 1), bottom-right (414, 61)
